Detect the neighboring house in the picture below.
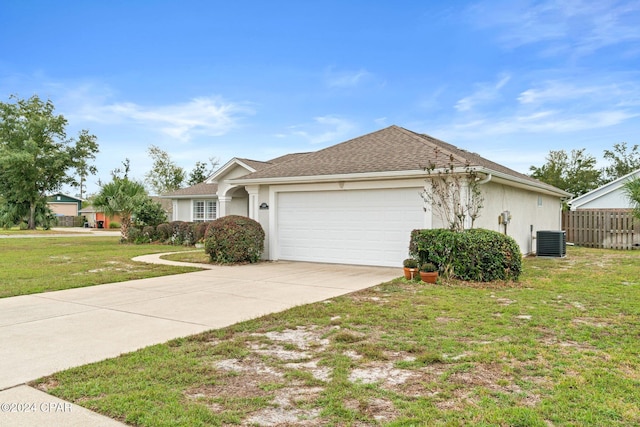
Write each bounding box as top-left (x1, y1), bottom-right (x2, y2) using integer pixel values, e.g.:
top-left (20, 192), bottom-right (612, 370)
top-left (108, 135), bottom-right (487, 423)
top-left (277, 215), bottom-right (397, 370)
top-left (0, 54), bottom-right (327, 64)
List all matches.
top-left (164, 125), bottom-right (569, 267)
top-left (569, 169), bottom-right (640, 210)
top-left (47, 193), bottom-right (83, 216)
top-left (78, 205), bottom-right (122, 228)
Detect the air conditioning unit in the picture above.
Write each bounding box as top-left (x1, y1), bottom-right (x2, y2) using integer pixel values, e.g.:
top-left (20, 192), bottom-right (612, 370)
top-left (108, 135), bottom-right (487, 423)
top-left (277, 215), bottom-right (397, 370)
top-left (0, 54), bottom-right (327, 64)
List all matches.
top-left (536, 230), bottom-right (566, 257)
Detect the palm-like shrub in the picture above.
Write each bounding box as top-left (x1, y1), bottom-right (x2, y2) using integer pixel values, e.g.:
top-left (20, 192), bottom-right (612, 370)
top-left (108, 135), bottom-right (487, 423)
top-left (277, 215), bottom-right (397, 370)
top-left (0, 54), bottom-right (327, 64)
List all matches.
top-left (93, 177), bottom-right (147, 242)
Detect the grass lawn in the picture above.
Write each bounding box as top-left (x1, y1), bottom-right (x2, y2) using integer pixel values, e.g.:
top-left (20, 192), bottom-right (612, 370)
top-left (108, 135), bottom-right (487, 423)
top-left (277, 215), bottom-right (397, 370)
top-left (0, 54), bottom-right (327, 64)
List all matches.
top-left (0, 236), bottom-right (201, 298)
top-left (0, 227), bottom-right (83, 235)
top-left (32, 247), bottom-right (640, 426)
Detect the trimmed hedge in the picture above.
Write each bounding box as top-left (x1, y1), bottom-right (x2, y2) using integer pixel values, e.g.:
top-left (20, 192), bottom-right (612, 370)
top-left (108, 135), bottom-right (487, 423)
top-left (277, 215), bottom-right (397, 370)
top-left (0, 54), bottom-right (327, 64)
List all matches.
top-left (409, 228), bottom-right (522, 282)
top-left (125, 221), bottom-right (214, 246)
top-left (156, 223), bottom-right (172, 241)
top-left (204, 215), bottom-right (265, 264)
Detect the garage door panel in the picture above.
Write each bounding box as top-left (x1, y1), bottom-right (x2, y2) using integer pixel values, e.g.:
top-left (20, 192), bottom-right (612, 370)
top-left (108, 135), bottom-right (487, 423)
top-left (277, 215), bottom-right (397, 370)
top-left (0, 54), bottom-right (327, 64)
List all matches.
top-left (277, 188), bottom-right (424, 267)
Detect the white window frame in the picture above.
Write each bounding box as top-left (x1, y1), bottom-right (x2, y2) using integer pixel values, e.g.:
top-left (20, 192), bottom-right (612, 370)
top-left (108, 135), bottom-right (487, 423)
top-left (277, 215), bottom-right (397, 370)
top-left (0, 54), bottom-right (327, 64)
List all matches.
top-left (193, 200), bottom-right (217, 222)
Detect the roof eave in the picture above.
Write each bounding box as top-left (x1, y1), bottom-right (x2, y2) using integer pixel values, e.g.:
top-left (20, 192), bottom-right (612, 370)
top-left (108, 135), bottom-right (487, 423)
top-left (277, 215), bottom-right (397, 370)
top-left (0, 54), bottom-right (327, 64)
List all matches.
top-left (483, 168), bottom-right (571, 198)
top-left (160, 194), bottom-right (218, 199)
top-left (230, 169), bottom-right (431, 185)
top-left (230, 166), bottom-right (569, 197)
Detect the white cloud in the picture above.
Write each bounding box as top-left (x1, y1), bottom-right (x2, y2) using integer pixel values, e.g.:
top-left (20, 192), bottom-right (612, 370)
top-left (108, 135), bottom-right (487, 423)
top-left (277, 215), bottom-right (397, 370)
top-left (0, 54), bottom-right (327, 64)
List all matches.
top-left (374, 117), bottom-right (388, 126)
top-left (6, 76), bottom-right (254, 142)
top-left (455, 74), bottom-right (511, 112)
top-left (325, 68), bottom-right (373, 88)
top-left (76, 97), bottom-right (252, 142)
top-left (518, 80), bottom-right (640, 108)
top-left (289, 116), bottom-right (357, 145)
top-left (468, 0), bottom-right (640, 57)
top-left (440, 109), bottom-right (637, 140)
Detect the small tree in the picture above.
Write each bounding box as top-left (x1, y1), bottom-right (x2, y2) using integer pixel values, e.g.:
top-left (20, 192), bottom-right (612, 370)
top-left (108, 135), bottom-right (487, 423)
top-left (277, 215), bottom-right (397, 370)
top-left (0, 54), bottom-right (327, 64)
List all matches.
top-left (70, 130), bottom-right (99, 199)
top-left (188, 157), bottom-right (219, 185)
top-left (144, 145), bottom-right (185, 195)
top-left (93, 161), bottom-right (148, 241)
top-left (133, 198), bottom-right (167, 227)
top-left (623, 177), bottom-right (640, 220)
top-left (420, 153), bottom-right (485, 232)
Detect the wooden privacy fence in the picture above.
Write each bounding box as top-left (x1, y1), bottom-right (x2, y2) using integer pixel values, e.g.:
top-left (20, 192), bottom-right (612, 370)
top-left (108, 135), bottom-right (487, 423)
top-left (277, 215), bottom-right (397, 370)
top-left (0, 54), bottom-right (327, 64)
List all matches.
top-left (562, 209), bottom-right (639, 250)
top-left (55, 216), bottom-right (85, 227)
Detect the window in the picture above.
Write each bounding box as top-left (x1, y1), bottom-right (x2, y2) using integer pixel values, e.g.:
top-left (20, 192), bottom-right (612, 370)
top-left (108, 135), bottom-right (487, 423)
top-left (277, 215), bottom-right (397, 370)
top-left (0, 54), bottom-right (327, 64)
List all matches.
top-left (537, 196), bottom-right (543, 207)
top-left (193, 200), bottom-right (217, 221)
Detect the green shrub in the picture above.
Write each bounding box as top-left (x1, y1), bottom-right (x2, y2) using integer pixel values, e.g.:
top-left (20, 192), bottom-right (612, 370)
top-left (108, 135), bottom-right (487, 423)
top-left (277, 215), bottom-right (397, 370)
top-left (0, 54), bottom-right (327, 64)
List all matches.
top-left (144, 221), bottom-right (210, 246)
top-left (142, 225), bottom-right (157, 242)
top-left (169, 221), bottom-right (186, 245)
top-left (109, 221), bottom-right (121, 229)
top-left (204, 215), bottom-right (265, 264)
top-left (133, 198), bottom-right (167, 227)
top-left (179, 221), bottom-right (196, 246)
top-left (126, 226), bottom-right (142, 244)
top-left (193, 221), bottom-right (210, 243)
top-left (156, 223), bottom-right (172, 242)
top-left (409, 228), bottom-right (522, 281)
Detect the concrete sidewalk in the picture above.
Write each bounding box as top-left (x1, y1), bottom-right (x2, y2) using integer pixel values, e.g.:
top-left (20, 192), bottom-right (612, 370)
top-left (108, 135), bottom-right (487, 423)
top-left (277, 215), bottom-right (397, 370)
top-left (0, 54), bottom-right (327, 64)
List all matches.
top-left (0, 256), bottom-right (399, 426)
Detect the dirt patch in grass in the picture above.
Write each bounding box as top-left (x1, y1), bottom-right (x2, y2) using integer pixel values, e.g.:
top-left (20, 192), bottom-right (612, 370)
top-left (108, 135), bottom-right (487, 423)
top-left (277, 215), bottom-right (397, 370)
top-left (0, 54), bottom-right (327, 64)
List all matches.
top-left (33, 247), bottom-right (640, 426)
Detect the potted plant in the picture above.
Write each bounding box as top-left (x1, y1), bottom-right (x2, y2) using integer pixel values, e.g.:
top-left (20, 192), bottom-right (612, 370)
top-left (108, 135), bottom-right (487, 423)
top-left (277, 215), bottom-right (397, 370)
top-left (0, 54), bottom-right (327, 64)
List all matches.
top-left (403, 258), bottom-right (419, 280)
top-left (419, 262), bottom-right (438, 284)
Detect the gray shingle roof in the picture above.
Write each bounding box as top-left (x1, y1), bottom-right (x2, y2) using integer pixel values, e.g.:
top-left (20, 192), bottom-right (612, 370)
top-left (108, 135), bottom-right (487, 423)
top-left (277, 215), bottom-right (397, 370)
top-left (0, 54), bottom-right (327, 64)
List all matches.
top-left (165, 125), bottom-right (565, 197)
top-left (163, 182), bottom-right (218, 197)
top-left (235, 125), bottom-right (544, 186)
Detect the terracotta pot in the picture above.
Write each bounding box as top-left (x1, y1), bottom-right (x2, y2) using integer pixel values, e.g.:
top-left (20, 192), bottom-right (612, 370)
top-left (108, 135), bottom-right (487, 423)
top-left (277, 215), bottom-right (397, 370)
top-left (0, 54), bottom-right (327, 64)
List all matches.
top-left (403, 267), bottom-right (419, 280)
top-left (420, 271), bottom-right (438, 284)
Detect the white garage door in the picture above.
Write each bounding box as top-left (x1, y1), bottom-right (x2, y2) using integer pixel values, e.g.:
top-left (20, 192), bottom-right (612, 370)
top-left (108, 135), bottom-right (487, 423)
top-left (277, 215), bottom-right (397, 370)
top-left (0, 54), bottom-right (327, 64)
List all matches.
top-left (277, 188), bottom-right (425, 267)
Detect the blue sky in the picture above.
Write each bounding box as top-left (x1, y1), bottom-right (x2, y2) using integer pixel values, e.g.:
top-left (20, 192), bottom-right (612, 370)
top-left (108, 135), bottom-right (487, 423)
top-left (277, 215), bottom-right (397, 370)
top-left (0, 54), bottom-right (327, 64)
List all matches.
top-left (2, 0), bottom-right (639, 195)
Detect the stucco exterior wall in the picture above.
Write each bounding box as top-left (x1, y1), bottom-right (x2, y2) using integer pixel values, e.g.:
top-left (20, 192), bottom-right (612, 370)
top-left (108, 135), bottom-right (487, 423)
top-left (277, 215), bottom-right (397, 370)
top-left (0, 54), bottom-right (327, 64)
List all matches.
top-left (175, 199), bottom-right (192, 221)
top-left (476, 181), bottom-right (563, 255)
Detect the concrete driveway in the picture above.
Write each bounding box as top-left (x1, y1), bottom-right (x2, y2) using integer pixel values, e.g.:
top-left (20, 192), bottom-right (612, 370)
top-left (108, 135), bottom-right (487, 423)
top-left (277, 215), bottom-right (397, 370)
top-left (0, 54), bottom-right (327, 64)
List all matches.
top-left (0, 256), bottom-right (399, 426)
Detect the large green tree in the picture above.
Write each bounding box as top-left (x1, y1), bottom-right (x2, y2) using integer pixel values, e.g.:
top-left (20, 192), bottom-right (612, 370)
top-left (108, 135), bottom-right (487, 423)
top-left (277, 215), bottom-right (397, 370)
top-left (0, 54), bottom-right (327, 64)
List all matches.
top-left (144, 145), bottom-right (185, 195)
top-left (602, 142), bottom-right (640, 183)
top-left (529, 149), bottom-right (601, 197)
top-left (0, 95), bottom-right (99, 229)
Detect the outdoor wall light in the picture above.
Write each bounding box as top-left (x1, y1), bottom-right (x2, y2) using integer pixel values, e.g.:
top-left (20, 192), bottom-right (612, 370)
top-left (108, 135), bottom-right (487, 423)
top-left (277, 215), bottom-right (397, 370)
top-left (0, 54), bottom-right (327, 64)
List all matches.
top-left (259, 202), bottom-right (269, 210)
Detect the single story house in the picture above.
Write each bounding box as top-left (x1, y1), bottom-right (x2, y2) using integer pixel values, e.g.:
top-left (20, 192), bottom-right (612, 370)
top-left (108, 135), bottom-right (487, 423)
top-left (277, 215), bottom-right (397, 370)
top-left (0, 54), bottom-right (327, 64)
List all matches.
top-left (47, 193), bottom-right (83, 217)
top-left (164, 125), bottom-right (570, 267)
top-left (569, 169), bottom-right (640, 210)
